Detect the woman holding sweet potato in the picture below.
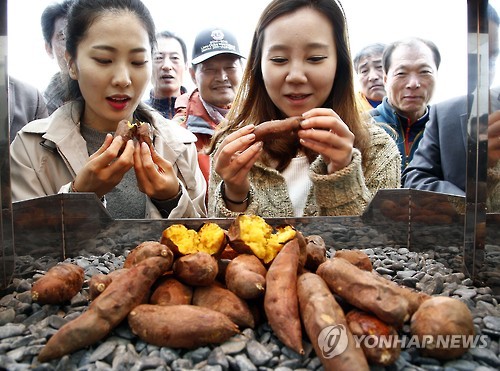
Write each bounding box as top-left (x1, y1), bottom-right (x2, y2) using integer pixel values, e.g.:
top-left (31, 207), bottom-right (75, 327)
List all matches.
top-left (207, 0), bottom-right (400, 217)
top-left (10, 0), bottom-right (206, 219)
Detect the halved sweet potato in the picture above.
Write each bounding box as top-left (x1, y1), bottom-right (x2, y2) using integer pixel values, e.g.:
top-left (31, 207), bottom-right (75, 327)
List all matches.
top-left (227, 214), bottom-right (296, 264)
top-left (161, 222), bottom-right (227, 257)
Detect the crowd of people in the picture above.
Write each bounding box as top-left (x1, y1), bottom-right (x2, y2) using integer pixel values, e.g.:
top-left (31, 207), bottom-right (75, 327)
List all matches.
top-left (7, 0), bottom-right (499, 218)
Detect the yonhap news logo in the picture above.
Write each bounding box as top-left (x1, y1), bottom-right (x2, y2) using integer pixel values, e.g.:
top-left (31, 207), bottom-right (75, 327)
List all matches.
top-left (317, 324), bottom-right (489, 358)
top-left (317, 324), bottom-right (349, 358)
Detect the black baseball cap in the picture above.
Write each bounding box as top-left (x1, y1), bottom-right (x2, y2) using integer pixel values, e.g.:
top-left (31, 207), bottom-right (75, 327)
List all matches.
top-left (191, 27), bottom-right (245, 65)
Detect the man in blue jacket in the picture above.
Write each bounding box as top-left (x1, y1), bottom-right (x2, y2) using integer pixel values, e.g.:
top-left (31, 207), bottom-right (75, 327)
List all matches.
top-left (370, 37), bottom-right (441, 172)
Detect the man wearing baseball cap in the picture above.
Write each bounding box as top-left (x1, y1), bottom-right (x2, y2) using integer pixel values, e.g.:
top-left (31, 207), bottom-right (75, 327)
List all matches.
top-left (174, 27), bottom-right (245, 187)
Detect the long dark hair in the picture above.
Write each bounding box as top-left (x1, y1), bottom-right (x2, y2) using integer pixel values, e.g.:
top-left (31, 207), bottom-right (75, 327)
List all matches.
top-left (65, 0), bottom-right (157, 123)
top-left (208, 0), bottom-right (370, 171)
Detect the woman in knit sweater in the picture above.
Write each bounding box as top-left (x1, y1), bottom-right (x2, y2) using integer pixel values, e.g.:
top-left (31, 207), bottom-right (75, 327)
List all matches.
top-left (10, 0), bottom-right (206, 219)
top-left (207, 0), bottom-right (401, 218)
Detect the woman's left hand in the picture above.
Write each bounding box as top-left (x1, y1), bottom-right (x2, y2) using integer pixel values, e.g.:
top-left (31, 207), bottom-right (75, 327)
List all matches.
top-left (134, 142), bottom-right (180, 200)
top-left (298, 108), bottom-right (355, 174)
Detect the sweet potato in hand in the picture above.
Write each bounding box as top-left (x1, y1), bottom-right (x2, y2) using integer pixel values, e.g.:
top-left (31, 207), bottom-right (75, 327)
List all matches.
top-left (225, 254), bottom-right (267, 299)
top-left (128, 304), bottom-right (239, 348)
top-left (31, 263), bottom-right (84, 305)
top-left (253, 116), bottom-right (304, 143)
top-left (264, 238), bottom-right (303, 355)
top-left (38, 256), bottom-right (172, 362)
top-left (193, 284), bottom-right (255, 328)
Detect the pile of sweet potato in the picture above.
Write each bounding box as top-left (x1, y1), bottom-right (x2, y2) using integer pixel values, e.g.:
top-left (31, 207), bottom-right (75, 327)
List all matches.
top-left (33, 215), bottom-right (475, 369)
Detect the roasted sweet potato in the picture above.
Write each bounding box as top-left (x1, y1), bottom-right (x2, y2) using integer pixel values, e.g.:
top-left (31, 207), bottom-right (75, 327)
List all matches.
top-left (37, 256), bottom-right (172, 362)
top-left (87, 269), bottom-right (129, 301)
top-left (193, 284), bottom-right (255, 328)
top-left (346, 309), bottom-right (401, 366)
top-left (264, 238), bottom-right (303, 355)
top-left (123, 241), bottom-right (174, 268)
top-left (128, 304), bottom-right (239, 348)
top-left (225, 254), bottom-right (267, 299)
top-left (334, 249), bottom-right (373, 271)
top-left (297, 272), bottom-right (369, 371)
top-left (304, 235), bottom-right (327, 272)
top-left (161, 222), bottom-right (227, 257)
top-left (115, 119), bottom-right (153, 147)
top-left (228, 214), bottom-right (296, 264)
top-left (253, 116), bottom-right (304, 143)
top-left (317, 258), bottom-right (410, 327)
top-left (31, 263), bottom-right (84, 305)
top-left (410, 296), bottom-right (474, 360)
top-left (173, 252), bottom-right (218, 286)
top-left (150, 276), bottom-right (193, 306)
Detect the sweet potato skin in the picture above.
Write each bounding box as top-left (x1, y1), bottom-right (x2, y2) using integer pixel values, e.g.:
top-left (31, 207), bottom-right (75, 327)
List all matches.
top-left (253, 116), bottom-right (304, 142)
top-left (128, 304), bottom-right (239, 348)
top-left (225, 254), bottom-right (267, 299)
top-left (87, 269), bottom-right (129, 301)
top-left (297, 272), bottom-right (369, 371)
top-left (304, 235), bottom-right (327, 272)
top-left (410, 296), bottom-right (474, 360)
top-left (150, 276), bottom-right (193, 306)
top-left (346, 309), bottom-right (401, 366)
top-left (334, 249), bottom-right (373, 271)
top-left (37, 256), bottom-right (172, 362)
top-left (31, 263), bottom-right (84, 305)
top-left (123, 241), bottom-right (173, 268)
top-left (264, 238), bottom-right (303, 355)
top-left (193, 284), bottom-right (255, 328)
top-left (173, 252), bottom-right (218, 286)
top-left (316, 258), bottom-right (410, 327)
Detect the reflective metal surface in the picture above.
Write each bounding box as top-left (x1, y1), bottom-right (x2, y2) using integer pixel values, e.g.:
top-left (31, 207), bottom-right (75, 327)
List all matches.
top-left (464, 0), bottom-right (489, 286)
top-left (0, 0), bottom-right (14, 290)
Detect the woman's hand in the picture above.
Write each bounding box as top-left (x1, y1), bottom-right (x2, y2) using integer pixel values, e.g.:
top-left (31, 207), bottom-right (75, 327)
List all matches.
top-left (73, 134), bottom-right (134, 198)
top-left (213, 124), bottom-right (262, 202)
top-left (488, 110), bottom-right (500, 168)
top-left (134, 142), bottom-right (181, 200)
top-left (298, 108), bottom-right (355, 173)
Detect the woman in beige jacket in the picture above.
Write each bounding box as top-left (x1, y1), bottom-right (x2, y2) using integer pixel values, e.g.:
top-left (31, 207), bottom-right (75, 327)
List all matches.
top-left (207, 0), bottom-right (401, 218)
top-left (10, 0), bottom-right (206, 219)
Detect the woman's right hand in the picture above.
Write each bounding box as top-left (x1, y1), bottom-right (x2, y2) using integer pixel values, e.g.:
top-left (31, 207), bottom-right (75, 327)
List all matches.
top-left (72, 134), bottom-right (135, 198)
top-left (213, 124), bottom-right (262, 202)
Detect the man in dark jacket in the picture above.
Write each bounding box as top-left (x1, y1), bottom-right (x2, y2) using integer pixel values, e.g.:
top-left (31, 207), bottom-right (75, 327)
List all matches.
top-left (370, 37), bottom-right (441, 172)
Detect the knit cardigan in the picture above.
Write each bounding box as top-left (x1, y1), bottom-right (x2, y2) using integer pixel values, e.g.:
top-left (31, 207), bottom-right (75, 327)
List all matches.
top-left (208, 123), bottom-right (401, 217)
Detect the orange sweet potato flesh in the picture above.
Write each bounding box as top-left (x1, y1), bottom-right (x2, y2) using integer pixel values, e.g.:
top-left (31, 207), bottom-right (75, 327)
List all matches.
top-left (128, 304), bottom-right (239, 348)
top-left (346, 309), bottom-right (401, 366)
top-left (150, 276), bottom-right (193, 306)
top-left (31, 263), bottom-right (84, 305)
top-left (264, 238), bottom-right (303, 355)
top-left (193, 284), bottom-right (255, 329)
top-left (225, 254), bottom-right (267, 300)
top-left (316, 258), bottom-right (410, 328)
top-left (160, 223), bottom-right (227, 257)
top-left (173, 252), bottom-right (218, 286)
top-left (37, 256), bottom-right (172, 362)
top-left (297, 272), bottom-right (369, 371)
top-left (123, 241), bottom-right (174, 268)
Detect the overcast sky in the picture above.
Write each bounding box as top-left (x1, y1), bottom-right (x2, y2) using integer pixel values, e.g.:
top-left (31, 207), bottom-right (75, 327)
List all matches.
top-left (7, 0), bottom-right (486, 104)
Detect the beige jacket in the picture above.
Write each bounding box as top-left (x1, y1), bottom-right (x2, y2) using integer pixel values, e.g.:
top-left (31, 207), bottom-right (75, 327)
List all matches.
top-left (208, 124), bottom-right (401, 217)
top-left (10, 102), bottom-right (207, 219)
